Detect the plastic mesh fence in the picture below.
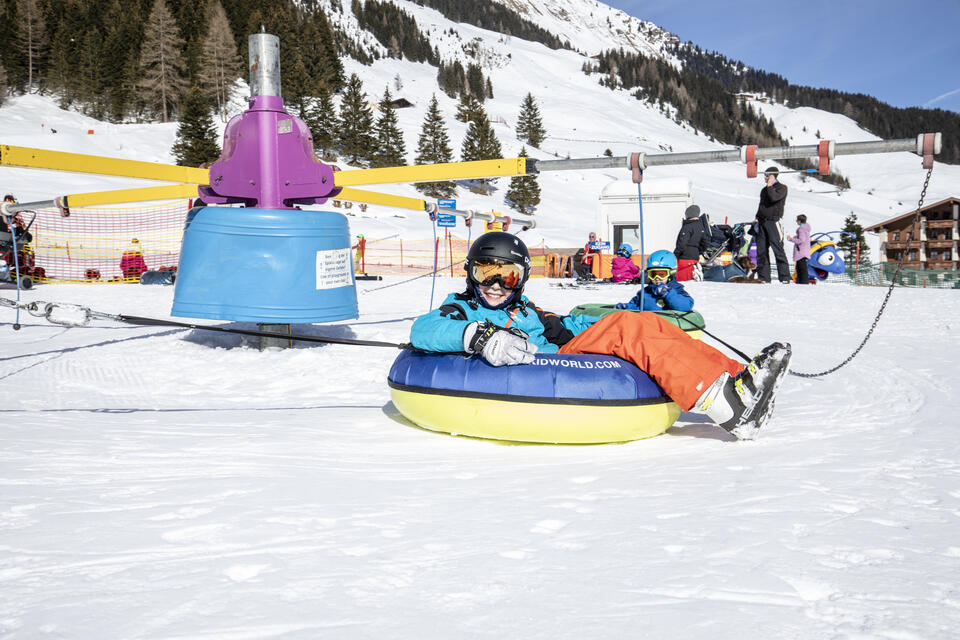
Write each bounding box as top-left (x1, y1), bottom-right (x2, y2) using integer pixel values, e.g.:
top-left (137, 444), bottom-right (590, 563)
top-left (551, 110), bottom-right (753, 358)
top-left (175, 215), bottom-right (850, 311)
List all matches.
top-left (834, 263), bottom-right (960, 289)
top-left (6, 205), bottom-right (545, 284)
top-left (355, 232), bottom-right (547, 277)
top-left (11, 201), bottom-right (191, 283)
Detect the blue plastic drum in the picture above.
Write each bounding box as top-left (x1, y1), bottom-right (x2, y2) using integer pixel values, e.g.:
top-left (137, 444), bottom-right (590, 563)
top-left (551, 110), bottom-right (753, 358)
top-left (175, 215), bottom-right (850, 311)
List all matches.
top-left (172, 207), bottom-right (358, 322)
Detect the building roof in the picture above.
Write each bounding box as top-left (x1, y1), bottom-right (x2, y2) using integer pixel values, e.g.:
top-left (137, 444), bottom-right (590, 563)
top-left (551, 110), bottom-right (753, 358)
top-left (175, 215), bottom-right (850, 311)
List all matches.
top-left (864, 196), bottom-right (960, 232)
top-left (599, 178), bottom-right (691, 199)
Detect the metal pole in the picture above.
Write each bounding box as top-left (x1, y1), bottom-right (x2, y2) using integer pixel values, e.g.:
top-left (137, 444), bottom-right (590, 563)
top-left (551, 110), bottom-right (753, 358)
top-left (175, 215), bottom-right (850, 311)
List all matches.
top-left (529, 134), bottom-right (942, 174)
top-left (248, 33), bottom-right (281, 98)
top-left (424, 203), bottom-right (536, 229)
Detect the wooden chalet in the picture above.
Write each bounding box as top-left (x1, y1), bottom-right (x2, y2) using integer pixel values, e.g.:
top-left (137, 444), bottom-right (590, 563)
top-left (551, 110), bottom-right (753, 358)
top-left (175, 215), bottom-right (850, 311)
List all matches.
top-left (864, 197), bottom-right (959, 270)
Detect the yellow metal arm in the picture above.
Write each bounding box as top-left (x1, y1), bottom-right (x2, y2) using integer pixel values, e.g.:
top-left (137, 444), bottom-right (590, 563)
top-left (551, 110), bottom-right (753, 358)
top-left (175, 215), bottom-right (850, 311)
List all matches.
top-left (336, 188), bottom-right (425, 211)
top-left (64, 184), bottom-right (201, 207)
top-left (0, 145), bottom-right (209, 184)
top-left (334, 157), bottom-right (528, 187)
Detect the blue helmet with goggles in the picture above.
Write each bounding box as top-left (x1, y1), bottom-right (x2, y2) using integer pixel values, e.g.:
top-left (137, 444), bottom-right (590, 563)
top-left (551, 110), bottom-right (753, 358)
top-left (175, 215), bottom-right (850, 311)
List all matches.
top-left (465, 232), bottom-right (531, 309)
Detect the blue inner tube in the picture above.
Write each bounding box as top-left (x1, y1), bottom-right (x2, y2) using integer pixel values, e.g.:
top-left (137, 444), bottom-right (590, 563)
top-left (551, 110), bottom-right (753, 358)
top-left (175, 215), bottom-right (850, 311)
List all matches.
top-left (387, 351), bottom-right (681, 444)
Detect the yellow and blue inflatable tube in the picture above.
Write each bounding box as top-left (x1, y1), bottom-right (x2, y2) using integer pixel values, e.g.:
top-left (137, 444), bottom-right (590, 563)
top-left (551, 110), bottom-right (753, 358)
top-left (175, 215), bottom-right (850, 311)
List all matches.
top-left (388, 351), bottom-right (680, 444)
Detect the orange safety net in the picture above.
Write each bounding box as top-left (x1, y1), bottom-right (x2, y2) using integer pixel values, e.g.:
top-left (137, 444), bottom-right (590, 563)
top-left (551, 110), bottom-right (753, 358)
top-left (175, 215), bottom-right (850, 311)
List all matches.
top-left (355, 231), bottom-right (546, 278)
top-left (15, 201), bottom-right (190, 283)
top-left (8, 202), bottom-right (544, 283)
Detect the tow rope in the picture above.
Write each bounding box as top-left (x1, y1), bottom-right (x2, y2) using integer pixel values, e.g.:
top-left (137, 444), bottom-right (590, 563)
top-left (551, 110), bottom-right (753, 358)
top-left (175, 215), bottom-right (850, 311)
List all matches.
top-left (0, 297), bottom-right (413, 350)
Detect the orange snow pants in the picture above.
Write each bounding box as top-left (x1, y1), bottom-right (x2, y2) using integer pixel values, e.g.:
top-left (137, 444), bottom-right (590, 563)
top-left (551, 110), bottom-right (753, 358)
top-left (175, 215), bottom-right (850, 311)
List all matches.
top-left (559, 311), bottom-right (744, 410)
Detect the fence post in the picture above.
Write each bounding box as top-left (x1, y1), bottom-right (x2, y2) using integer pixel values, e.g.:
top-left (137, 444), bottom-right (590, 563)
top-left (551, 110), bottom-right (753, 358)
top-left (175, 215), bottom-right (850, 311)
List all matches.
top-left (448, 229), bottom-right (454, 277)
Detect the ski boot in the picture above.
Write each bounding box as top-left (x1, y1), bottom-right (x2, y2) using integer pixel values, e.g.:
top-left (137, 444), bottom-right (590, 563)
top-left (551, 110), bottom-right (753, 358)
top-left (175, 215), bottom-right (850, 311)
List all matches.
top-left (697, 342), bottom-right (792, 440)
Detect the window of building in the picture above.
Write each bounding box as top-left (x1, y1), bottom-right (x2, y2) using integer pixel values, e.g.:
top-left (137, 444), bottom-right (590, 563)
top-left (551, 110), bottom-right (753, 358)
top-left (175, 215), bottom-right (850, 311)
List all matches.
top-left (909, 250), bottom-right (918, 261)
top-left (893, 232), bottom-right (901, 241)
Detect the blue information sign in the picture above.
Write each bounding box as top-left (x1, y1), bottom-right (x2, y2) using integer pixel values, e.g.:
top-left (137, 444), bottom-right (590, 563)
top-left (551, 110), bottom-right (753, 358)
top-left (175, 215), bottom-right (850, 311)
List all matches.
top-left (437, 198), bottom-right (456, 209)
top-left (436, 213), bottom-right (457, 227)
top-left (589, 241), bottom-right (611, 252)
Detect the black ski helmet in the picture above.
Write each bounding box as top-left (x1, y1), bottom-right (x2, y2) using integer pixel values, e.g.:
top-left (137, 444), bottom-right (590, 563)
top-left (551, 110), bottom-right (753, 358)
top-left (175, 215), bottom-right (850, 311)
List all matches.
top-left (465, 232), bottom-right (531, 306)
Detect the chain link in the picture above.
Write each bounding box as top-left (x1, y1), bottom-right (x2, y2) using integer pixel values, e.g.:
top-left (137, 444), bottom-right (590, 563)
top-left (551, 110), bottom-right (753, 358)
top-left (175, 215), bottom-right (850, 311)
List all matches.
top-left (789, 166), bottom-right (933, 378)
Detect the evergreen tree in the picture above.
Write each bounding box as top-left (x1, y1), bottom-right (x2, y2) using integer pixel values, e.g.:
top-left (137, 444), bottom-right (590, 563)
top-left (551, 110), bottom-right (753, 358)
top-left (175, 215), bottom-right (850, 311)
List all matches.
top-left (414, 95), bottom-right (455, 198)
top-left (372, 87), bottom-right (407, 168)
top-left (0, 64), bottom-right (7, 106)
top-left (461, 102), bottom-right (502, 193)
top-left (337, 73), bottom-right (377, 166)
top-left (283, 48), bottom-right (313, 116)
top-left (839, 213), bottom-right (872, 267)
top-left (505, 147), bottom-right (540, 214)
top-left (515, 92), bottom-right (546, 148)
top-left (302, 88), bottom-right (339, 160)
top-left (200, 0), bottom-right (240, 122)
top-left (171, 85), bottom-right (222, 167)
top-left (300, 9), bottom-right (344, 93)
top-left (455, 91), bottom-right (482, 123)
top-left (137, 0), bottom-right (188, 122)
top-left (466, 62), bottom-right (485, 100)
top-left (100, 0), bottom-right (142, 122)
top-left (16, 0), bottom-right (48, 91)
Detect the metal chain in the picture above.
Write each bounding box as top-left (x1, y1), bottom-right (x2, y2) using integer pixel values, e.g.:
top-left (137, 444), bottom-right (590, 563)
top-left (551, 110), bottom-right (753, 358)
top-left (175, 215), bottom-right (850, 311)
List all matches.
top-left (789, 166), bottom-right (933, 378)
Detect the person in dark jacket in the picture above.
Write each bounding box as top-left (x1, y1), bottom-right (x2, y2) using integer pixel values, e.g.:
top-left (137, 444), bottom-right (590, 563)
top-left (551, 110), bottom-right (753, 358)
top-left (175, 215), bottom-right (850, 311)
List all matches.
top-left (754, 167), bottom-right (791, 283)
top-left (674, 204), bottom-right (708, 281)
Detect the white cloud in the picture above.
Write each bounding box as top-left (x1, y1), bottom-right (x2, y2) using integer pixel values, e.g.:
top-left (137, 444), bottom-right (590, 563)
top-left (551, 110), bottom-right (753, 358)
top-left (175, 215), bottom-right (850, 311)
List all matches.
top-left (924, 87), bottom-right (960, 107)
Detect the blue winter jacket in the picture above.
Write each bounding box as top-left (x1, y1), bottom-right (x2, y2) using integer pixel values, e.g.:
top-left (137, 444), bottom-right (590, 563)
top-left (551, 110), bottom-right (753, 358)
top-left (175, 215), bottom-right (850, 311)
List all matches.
top-left (410, 290), bottom-right (599, 353)
top-left (619, 280), bottom-right (694, 312)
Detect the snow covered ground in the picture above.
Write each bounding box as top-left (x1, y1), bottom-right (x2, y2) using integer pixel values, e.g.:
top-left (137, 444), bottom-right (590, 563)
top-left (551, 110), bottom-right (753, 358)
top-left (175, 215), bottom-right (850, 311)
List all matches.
top-left (2, 276), bottom-right (960, 638)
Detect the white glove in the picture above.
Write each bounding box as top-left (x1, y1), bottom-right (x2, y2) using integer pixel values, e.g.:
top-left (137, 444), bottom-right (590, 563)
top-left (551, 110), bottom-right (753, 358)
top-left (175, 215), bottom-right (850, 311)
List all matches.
top-left (463, 321), bottom-right (538, 367)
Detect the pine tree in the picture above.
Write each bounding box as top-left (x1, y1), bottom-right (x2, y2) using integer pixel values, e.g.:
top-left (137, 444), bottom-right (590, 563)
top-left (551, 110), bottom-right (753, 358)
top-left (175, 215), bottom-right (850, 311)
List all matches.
top-left (302, 88), bottom-right (339, 160)
top-left (414, 94), bottom-right (455, 198)
top-left (200, 0), bottom-right (240, 122)
top-left (516, 92), bottom-right (546, 148)
top-left (16, 0), bottom-right (48, 91)
top-left (461, 102), bottom-right (502, 193)
top-left (0, 64), bottom-right (7, 106)
top-left (137, 0), bottom-right (188, 122)
top-left (337, 73), bottom-right (377, 166)
top-left (455, 91), bottom-right (482, 123)
top-left (839, 213), bottom-right (872, 267)
top-left (100, 0), bottom-right (141, 122)
top-left (466, 62), bottom-right (485, 100)
top-left (505, 147), bottom-right (540, 214)
top-left (372, 87), bottom-right (407, 168)
top-left (171, 85), bottom-right (221, 167)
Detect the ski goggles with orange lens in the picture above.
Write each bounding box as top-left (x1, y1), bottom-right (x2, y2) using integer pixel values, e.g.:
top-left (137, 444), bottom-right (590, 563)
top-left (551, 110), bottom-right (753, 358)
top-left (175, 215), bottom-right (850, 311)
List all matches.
top-left (646, 268), bottom-right (672, 282)
top-left (470, 259), bottom-right (524, 289)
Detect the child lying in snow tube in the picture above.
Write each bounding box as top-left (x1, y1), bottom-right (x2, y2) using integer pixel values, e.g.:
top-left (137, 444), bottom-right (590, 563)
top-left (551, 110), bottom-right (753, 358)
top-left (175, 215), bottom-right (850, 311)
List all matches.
top-left (390, 232), bottom-right (793, 443)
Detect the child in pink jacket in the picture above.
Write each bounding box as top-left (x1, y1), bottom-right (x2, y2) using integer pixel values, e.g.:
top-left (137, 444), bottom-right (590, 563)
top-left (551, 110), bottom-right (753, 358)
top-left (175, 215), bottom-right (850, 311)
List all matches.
top-left (787, 214), bottom-right (811, 284)
top-left (611, 243), bottom-right (640, 282)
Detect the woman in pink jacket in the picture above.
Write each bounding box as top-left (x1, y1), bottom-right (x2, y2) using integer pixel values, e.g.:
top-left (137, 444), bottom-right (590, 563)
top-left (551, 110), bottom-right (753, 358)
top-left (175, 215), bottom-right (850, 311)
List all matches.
top-left (787, 214), bottom-right (811, 284)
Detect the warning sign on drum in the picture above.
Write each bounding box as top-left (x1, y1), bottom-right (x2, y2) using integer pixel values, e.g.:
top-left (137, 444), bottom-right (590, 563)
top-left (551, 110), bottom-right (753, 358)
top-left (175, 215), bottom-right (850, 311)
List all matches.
top-left (315, 248), bottom-right (352, 289)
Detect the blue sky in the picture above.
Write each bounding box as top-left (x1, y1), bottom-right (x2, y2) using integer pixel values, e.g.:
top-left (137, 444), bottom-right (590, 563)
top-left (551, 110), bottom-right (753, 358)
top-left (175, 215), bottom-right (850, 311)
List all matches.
top-left (604, 0), bottom-right (960, 114)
